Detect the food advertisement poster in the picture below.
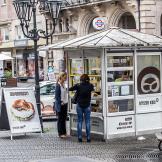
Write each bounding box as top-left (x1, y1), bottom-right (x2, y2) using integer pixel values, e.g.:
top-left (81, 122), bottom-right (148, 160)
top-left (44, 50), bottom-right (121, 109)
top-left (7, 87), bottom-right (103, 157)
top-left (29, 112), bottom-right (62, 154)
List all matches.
top-left (3, 88), bottom-right (41, 134)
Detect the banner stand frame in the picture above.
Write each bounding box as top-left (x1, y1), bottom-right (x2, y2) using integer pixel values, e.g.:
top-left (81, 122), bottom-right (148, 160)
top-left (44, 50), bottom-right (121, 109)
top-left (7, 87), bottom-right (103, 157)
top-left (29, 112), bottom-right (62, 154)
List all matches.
top-left (2, 87), bottom-right (42, 140)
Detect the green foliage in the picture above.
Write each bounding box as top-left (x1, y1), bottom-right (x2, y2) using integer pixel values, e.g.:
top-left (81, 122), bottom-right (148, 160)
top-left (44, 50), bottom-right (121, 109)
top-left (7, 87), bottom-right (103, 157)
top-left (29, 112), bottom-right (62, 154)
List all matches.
top-left (4, 70), bottom-right (12, 79)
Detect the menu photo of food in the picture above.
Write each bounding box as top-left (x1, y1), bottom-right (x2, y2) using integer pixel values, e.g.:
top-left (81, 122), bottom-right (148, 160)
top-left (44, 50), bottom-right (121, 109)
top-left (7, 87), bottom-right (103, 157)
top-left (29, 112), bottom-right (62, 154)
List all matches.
top-left (11, 99), bottom-right (35, 121)
top-left (3, 88), bottom-right (41, 134)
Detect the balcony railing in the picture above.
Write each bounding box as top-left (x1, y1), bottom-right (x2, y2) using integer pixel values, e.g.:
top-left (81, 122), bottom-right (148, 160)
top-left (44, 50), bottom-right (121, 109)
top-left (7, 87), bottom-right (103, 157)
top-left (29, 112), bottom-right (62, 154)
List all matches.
top-left (62, 0), bottom-right (113, 8)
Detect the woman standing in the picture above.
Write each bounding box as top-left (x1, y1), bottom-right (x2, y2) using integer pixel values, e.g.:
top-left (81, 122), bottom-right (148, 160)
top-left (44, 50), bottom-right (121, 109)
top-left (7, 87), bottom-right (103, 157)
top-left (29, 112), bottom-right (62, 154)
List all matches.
top-left (55, 72), bottom-right (68, 138)
top-left (69, 74), bottom-right (94, 142)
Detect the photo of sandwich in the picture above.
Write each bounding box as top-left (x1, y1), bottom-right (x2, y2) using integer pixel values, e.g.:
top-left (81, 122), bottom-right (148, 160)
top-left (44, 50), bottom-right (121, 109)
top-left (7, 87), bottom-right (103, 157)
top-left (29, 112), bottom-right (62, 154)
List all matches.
top-left (11, 99), bottom-right (35, 121)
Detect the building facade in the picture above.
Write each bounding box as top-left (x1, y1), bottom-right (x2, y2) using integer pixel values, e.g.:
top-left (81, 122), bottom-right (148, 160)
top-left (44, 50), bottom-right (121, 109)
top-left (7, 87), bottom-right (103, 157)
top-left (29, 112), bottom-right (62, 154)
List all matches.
top-left (0, 0), bottom-right (46, 80)
top-left (45, 0), bottom-right (162, 76)
top-left (56, 0), bottom-right (162, 39)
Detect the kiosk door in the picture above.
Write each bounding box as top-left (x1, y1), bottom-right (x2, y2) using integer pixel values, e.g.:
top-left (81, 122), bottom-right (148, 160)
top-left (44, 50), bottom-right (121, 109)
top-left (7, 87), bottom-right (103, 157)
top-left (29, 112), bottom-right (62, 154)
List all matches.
top-left (135, 52), bottom-right (162, 135)
top-left (106, 53), bottom-right (135, 139)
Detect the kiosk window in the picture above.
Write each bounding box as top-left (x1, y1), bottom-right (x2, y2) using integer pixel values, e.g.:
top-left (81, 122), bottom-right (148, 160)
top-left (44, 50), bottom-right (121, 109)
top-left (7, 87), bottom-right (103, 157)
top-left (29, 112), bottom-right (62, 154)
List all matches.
top-left (84, 58), bottom-right (101, 75)
top-left (108, 99), bottom-right (134, 113)
top-left (137, 55), bottom-right (160, 94)
top-left (70, 59), bottom-right (83, 75)
top-left (107, 56), bottom-right (133, 67)
top-left (107, 70), bottom-right (133, 82)
top-left (107, 54), bottom-right (134, 114)
top-left (108, 84), bottom-right (133, 97)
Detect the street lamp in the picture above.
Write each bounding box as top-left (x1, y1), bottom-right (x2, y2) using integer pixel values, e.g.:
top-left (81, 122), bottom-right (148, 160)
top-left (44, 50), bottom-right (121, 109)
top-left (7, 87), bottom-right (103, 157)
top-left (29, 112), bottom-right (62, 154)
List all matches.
top-left (13, 0), bottom-right (62, 132)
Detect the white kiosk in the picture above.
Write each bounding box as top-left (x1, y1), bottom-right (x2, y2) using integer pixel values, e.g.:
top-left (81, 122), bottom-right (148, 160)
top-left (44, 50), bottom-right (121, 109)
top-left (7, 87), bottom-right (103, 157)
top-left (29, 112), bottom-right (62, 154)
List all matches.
top-left (40, 28), bottom-right (162, 140)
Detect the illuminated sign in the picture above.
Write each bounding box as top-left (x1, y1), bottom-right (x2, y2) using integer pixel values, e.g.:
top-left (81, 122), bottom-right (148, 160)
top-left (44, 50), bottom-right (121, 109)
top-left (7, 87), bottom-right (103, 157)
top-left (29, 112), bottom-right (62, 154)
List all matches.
top-left (92, 17), bottom-right (106, 30)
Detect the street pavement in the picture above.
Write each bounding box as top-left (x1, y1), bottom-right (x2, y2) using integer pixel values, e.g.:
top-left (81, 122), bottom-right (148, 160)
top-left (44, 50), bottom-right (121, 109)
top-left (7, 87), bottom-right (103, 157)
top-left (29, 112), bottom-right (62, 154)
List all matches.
top-left (0, 120), bottom-right (161, 162)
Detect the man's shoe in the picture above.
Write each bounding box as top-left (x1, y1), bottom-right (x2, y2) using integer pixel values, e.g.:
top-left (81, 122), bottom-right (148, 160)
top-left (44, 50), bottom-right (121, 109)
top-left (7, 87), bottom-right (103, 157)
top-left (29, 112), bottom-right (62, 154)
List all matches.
top-left (78, 138), bottom-right (82, 142)
top-left (87, 139), bottom-right (91, 143)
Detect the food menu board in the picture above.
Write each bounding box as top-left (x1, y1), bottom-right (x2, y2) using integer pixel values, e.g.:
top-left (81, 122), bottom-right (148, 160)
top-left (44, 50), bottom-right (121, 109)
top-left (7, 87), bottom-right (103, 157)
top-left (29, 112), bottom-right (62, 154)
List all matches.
top-left (3, 88), bottom-right (41, 134)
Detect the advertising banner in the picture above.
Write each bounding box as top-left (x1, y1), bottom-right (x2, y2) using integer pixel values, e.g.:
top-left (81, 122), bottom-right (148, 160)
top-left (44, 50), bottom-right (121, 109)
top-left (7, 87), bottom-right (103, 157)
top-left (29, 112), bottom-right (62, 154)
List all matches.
top-left (107, 115), bottom-right (135, 138)
top-left (136, 54), bottom-right (162, 113)
top-left (3, 88), bottom-right (41, 134)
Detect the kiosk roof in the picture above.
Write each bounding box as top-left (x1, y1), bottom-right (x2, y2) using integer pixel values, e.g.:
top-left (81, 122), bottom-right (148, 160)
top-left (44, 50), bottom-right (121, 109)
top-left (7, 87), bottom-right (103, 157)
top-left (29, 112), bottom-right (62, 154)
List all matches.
top-left (39, 27), bottom-right (162, 50)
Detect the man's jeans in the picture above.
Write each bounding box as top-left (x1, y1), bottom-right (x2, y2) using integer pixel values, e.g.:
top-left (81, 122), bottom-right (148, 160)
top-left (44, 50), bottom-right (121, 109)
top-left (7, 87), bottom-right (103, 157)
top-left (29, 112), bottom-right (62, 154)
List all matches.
top-left (76, 104), bottom-right (91, 140)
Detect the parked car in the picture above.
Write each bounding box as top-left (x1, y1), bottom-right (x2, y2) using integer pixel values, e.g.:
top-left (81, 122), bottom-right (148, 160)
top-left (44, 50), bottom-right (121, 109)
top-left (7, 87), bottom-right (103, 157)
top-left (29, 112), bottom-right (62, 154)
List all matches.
top-left (39, 81), bottom-right (56, 119)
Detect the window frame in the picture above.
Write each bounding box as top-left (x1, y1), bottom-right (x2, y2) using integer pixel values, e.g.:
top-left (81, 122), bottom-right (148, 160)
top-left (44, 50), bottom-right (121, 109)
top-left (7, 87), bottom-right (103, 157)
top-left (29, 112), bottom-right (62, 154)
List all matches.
top-left (106, 53), bottom-right (135, 116)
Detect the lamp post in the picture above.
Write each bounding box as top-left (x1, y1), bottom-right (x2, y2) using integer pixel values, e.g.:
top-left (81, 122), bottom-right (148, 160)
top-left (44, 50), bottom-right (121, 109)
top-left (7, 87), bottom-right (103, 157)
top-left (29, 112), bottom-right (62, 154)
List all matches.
top-left (13, 0), bottom-right (62, 132)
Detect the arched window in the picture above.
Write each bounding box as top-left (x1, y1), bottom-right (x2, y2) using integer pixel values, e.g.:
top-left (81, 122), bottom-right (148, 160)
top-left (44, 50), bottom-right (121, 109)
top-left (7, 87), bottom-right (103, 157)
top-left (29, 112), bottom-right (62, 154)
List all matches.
top-left (118, 12), bottom-right (136, 29)
top-left (88, 20), bottom-right (98, 34)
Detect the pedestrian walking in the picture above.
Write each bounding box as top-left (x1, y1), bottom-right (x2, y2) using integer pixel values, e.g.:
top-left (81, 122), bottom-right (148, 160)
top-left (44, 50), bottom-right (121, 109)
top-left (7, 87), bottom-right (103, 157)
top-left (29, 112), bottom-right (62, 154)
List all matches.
top-left (55, 72), bottom-right (68, 138)
top-left (69, 74), bottom-right (94, 142)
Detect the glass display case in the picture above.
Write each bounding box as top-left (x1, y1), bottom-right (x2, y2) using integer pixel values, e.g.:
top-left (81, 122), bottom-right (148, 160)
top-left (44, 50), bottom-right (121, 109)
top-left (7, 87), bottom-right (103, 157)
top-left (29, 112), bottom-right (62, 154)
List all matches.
top-left (106, 54), bottom-right (134, 114)
top-left (68, 56), bottom-right (102, 113)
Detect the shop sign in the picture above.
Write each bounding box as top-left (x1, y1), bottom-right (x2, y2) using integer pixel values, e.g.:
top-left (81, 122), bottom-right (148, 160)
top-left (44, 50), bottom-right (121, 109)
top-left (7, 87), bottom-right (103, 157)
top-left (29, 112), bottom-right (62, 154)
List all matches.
top-left (14, 39), bottom-right (28, 47)
top-left (107, 115), bottom-right (135, 135)
top-left (109, 58), bottom-right (127, 64)
top-left (3, 88), bottom-right (41, 134)
top-left (92, 17), bottom-right (106, 30)
top-left (136, 95), bottom-right (161, 113)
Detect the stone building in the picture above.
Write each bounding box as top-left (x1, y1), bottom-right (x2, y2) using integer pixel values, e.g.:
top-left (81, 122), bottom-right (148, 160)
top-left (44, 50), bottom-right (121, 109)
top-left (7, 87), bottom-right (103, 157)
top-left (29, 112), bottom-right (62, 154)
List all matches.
top-left (44, 0), bottom-right (162, 75)
top-left (0, 0), bottom-right (46, 80)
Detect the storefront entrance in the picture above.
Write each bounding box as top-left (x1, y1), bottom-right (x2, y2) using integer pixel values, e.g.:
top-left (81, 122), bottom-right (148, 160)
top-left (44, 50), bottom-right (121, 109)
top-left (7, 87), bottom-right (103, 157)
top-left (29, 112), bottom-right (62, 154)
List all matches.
top-left (16, 50), bottom-right (43, 80)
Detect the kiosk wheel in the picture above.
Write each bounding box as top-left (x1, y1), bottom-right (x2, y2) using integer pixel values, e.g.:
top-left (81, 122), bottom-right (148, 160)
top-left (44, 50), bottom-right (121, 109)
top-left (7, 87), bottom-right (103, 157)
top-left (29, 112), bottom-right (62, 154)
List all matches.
top-left (158, 141), bottom-right (162, 151)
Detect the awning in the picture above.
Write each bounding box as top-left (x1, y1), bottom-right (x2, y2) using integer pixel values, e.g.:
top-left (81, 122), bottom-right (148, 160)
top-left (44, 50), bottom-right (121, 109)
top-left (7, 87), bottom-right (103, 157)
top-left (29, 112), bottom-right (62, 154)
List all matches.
top-left (38, 27), bottom-right (162, 51)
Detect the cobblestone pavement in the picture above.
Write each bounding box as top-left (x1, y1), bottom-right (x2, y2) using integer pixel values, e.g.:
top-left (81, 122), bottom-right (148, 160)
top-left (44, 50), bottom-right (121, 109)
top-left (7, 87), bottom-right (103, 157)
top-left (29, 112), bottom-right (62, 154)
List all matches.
top-left (0, 121), bottom-right (161, 162)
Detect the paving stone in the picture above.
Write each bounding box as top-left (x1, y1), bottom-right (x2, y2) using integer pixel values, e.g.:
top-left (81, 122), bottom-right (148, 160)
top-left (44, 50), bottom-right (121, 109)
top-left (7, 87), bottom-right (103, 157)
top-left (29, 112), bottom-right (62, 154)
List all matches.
top-left (0, 121), bottom-right (161, 162)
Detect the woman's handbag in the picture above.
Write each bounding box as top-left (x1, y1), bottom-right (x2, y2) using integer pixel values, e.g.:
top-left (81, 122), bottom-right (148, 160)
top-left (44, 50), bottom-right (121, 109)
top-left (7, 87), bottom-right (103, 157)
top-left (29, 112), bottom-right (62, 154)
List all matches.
top-left (71, 91), bottom-right (77, 104)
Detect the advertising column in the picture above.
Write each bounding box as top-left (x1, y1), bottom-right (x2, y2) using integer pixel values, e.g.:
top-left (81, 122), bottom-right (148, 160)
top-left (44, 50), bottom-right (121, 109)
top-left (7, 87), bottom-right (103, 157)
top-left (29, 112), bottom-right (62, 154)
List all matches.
top-left (136, 52), bottom-right (162, 135)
